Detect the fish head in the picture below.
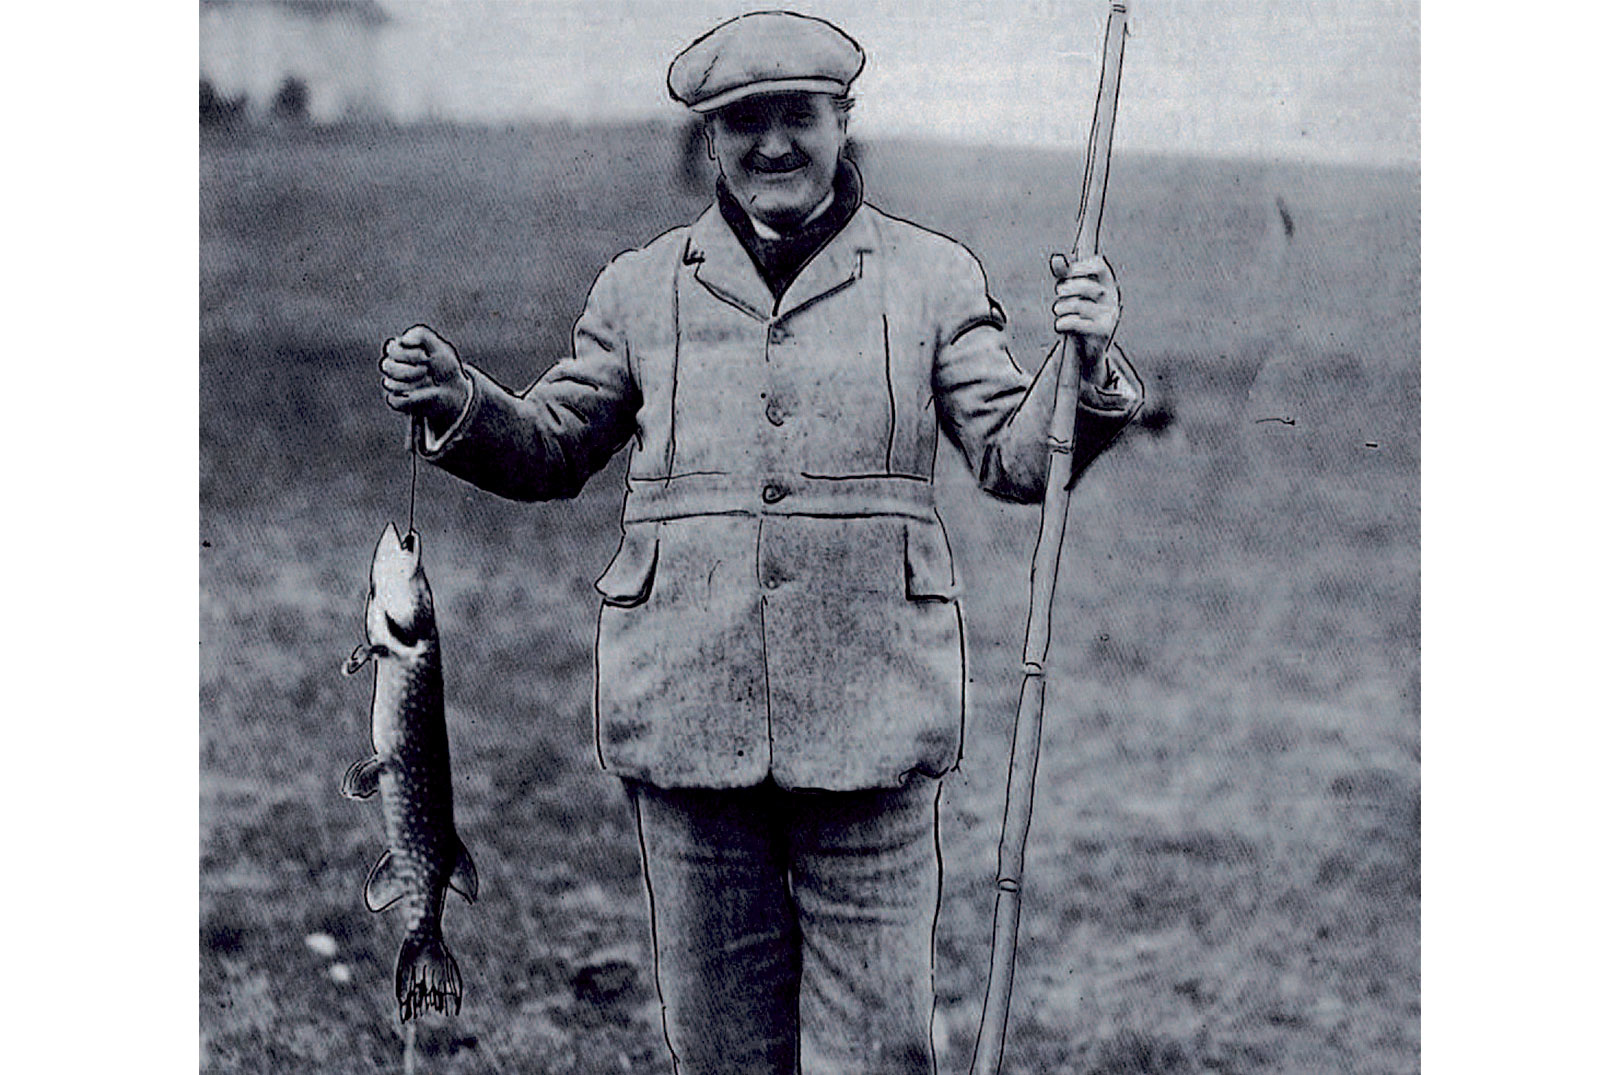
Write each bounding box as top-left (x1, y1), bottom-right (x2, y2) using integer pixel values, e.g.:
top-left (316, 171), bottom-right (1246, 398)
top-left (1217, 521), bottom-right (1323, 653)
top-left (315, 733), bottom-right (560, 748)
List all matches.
top-left (366, 522), bottom-right (435, 648)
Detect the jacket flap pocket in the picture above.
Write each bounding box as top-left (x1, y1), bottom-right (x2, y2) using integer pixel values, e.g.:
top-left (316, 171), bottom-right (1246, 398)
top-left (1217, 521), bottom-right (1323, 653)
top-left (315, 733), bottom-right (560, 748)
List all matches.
top-left (904, 520), bottom-right (959, 601)
top-left (595, 526), bottom-right (659, 607)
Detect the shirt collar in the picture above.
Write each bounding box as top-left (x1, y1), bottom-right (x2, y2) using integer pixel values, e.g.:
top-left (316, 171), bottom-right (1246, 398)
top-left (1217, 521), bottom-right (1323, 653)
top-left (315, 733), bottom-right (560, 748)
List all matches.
top-left (748, 188), bottom-right (837, 240)
top-left (717, 160), bottom-right (860, 242)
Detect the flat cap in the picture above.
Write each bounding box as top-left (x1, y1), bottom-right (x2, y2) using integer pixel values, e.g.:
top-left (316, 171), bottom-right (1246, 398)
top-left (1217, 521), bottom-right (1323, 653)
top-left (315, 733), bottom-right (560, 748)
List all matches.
top-left (668, 11), bottom-right (864, 113)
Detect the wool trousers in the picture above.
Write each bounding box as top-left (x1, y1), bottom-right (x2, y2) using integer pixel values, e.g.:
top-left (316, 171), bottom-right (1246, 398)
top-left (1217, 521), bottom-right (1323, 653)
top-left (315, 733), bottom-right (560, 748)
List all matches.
top-left (625, 776), bottom-right (942, 1075)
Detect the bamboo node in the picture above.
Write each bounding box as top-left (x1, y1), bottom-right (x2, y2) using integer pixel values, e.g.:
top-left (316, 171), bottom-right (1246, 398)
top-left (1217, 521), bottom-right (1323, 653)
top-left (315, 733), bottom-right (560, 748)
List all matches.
top-left (996, 878), bottom-right (1021, 893)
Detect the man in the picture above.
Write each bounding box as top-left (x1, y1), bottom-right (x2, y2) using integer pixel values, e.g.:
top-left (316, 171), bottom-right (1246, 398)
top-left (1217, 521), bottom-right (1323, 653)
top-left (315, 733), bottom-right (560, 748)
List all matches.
top-left (380, 11), bottom-right (1142, 1073)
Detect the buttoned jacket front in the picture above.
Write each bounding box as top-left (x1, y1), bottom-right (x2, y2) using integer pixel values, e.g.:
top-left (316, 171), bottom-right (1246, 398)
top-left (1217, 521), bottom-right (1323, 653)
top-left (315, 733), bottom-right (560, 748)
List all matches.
top-left (425, 198), bottom-right (1142, 790)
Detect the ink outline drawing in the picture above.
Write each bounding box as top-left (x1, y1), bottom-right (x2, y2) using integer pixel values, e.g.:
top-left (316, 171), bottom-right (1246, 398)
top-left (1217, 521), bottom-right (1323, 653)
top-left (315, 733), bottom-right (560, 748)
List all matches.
top-left (374, 7), bottom-right (1139, 1070)
top-left (197, 1), bottom-right (1421, 1071)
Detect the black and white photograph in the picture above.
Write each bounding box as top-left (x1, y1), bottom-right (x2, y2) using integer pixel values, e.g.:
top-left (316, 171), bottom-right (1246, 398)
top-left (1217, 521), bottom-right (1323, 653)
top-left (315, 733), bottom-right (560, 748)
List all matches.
top-left (190, 1), bottom-right (1431, 1071)
top-left (15, 0), bottom-right (1607, 1070)
top-left (15, 0), bottom-right (1599, 1067)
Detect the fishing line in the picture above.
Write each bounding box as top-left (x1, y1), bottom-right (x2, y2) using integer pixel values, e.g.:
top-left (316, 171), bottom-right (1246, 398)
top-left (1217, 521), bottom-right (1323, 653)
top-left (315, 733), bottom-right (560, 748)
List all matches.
top-left (407, 417), bottom-right (421, 536)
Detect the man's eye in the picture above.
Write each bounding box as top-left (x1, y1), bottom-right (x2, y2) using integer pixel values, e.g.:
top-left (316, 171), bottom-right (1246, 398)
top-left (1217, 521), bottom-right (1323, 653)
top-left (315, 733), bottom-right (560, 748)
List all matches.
top-left (723, 111), bottom-right (767, 134)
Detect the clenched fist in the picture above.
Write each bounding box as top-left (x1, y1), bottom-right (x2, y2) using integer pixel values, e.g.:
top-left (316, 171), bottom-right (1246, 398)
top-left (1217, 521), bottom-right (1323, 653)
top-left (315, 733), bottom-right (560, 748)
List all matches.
top-left (379, 324), bottom-right (472, 433)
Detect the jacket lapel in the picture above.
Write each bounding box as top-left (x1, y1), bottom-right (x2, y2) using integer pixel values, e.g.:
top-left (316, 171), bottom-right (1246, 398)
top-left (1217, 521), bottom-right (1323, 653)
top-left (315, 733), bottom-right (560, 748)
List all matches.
top-left (685, 206), bottom-right (774, 322)
top-left (775, 205), bottom-right (877, 321)
top-left (684, 203), bottom-right (879, 323)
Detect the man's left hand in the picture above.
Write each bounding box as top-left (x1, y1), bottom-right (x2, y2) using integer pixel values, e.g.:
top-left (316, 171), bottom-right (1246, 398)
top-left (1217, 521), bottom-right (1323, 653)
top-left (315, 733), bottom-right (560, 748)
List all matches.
top-left (1049, 253), bottom-right (1121, 378)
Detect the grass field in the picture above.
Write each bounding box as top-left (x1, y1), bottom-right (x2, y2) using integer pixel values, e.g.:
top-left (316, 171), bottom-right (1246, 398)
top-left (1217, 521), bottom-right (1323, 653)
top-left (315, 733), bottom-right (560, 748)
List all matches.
top-left (200, 121), bottom-right (1418, 1073)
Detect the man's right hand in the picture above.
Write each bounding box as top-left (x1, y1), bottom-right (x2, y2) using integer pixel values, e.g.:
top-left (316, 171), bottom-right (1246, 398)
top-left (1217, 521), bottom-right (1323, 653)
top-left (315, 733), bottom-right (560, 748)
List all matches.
top-left (380, 324), bottom-right (472, 430)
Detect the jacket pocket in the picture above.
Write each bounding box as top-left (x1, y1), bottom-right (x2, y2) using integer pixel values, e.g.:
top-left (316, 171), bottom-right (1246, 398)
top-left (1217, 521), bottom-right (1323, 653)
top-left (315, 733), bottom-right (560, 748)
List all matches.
top-left (903, 520), bottom-right (959, 601)
top-left (595, 525), bottom-right (659, 607)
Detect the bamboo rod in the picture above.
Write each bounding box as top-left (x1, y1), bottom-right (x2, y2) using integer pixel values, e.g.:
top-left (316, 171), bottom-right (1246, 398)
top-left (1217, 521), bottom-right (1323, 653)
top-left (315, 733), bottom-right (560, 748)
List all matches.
top-left (968, 6), bottom-right (1128, 1074)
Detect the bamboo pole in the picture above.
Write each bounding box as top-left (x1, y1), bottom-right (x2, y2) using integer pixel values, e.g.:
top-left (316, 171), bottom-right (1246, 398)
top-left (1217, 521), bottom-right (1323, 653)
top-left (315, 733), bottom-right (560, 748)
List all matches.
top-left (968, 6), bottom-right (1129, 1074)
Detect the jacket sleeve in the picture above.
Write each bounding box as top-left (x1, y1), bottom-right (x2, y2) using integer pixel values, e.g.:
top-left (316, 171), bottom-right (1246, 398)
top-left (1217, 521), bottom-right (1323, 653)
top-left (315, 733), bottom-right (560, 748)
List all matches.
top-left (931, 244), bottom-right (1144, 504)
top-left (417, 260), bottom-right (641, 501)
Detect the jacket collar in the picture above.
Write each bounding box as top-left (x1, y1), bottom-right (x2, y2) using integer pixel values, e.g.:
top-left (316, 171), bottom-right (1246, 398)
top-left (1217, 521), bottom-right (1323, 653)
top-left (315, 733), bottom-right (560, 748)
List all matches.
top-left (683, 184), bottom-right (877, 322)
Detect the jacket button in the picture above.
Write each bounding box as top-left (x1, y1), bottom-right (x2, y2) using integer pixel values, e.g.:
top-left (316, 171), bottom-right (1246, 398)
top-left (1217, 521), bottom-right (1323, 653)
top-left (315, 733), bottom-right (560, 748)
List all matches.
top-left (761, 481), bottom-right (787, 504)
top-left (765, 398), bottom-right (786, 426)
top-left (768, 325), bottom-right (789, 345)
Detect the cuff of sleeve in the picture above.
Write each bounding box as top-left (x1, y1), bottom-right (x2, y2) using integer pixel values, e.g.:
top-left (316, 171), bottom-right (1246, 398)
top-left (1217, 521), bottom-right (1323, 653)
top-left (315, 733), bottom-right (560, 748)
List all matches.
top-left (1064, 347), bottom-right (1145, 490)
top-left (417, 372), bottom-right (480, 459)
top-left (1077, 348), bottom-right (1144, 419)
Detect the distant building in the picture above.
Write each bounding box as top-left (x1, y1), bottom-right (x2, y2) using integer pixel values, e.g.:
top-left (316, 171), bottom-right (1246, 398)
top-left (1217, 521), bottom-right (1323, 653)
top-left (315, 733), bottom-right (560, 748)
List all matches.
top-left (200, 0), bottom-right (394, 123)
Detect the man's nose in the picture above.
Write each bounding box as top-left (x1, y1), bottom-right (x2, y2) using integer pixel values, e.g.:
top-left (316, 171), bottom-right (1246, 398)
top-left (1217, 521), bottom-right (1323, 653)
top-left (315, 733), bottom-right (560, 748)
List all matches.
top-left (756, 125), bottom-right (793, 158)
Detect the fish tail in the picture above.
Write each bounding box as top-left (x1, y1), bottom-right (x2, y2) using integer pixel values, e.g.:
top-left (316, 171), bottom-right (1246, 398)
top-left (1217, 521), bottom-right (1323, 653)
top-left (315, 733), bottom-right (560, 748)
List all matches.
top-left (394, 924), bottom-right (463, 1021)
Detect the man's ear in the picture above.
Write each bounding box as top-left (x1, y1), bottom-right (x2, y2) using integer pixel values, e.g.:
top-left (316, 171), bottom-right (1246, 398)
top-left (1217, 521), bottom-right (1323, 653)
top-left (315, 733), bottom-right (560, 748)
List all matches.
top-left (703, 122), bottom-right (715, 160)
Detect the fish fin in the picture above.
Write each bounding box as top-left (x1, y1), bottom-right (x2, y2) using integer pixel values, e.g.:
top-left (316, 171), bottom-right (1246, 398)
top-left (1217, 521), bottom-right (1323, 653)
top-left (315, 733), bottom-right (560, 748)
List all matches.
top-left (363, 850), bottom-right (411, 912)
top-left (340, 755), bottom-right (385, 800)
top-left (448, 839), bottom-right (479, 904)
top-left (342, 643), bottom-right (383, 676)
top-left (395, 928), bottom-right (463, 1022)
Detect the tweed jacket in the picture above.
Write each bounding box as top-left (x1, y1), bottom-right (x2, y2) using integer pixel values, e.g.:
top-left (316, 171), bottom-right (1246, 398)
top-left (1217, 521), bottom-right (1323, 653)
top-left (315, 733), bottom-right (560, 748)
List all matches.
top-left (423, 199), bottom-right (1143, 790)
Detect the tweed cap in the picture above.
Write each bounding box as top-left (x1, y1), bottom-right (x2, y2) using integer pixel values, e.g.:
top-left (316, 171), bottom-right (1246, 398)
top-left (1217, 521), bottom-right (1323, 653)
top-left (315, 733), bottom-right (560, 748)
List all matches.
top-left (668, 11), bottom-right (864, 113)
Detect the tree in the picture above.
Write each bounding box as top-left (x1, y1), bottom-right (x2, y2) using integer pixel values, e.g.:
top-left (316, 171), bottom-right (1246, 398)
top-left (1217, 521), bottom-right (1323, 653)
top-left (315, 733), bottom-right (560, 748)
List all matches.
top-left (200, 79), bottom-right (246, 127)
top-left (272, 77), bottom-right (311, 123)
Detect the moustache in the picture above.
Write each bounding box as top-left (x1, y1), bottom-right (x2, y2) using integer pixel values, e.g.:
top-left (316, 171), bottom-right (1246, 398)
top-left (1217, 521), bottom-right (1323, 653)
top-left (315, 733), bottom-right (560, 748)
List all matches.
top-left (745, 153), bottom-right (811, 174)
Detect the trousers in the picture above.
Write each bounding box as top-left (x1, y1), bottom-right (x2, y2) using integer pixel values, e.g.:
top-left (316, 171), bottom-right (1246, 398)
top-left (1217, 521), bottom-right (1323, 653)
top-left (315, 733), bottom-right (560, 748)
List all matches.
top-left (625, 776), bottom-right (942, 1075)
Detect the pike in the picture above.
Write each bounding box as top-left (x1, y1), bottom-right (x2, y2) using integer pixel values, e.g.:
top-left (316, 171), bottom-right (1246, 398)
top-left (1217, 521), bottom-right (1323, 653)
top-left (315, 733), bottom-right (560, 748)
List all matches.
top-left (342, 522), bottom-right (478, 1021)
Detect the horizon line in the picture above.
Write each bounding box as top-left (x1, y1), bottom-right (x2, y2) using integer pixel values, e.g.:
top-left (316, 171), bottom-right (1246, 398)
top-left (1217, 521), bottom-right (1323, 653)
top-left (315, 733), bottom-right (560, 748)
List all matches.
top-left (201, 116), bottom-right (1420, 173)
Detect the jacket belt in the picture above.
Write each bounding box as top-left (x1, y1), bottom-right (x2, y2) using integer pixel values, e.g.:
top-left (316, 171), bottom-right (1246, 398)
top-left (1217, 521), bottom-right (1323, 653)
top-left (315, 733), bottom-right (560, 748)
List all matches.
top-left (622, 473), bottom-right (937, 524)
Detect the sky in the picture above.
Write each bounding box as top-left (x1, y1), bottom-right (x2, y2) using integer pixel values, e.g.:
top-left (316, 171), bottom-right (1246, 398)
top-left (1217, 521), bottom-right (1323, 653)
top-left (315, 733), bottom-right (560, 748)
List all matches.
top-left (209, 0), bottom-right (1420, 166)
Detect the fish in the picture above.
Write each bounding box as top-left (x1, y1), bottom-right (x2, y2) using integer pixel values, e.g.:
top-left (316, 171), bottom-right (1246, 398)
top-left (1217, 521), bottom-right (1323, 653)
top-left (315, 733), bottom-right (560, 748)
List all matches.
top-left (342, 522), bottom-right (478, 1021)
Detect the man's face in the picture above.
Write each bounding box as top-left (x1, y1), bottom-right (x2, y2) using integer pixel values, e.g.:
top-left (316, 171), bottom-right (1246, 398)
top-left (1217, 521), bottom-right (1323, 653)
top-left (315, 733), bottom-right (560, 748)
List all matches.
top-left (707, 92), bottom-right (846, 231)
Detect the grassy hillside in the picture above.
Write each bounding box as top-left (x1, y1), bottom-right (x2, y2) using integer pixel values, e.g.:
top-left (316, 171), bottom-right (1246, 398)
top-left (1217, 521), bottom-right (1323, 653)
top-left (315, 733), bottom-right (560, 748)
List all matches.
top-left (201, 122), bottom-right (1418, 1074)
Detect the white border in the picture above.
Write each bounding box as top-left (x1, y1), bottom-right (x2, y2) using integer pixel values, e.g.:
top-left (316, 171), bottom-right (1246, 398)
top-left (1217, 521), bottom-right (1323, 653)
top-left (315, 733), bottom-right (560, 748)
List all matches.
top-left (12, 0), bottom-right (1618, 1069)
